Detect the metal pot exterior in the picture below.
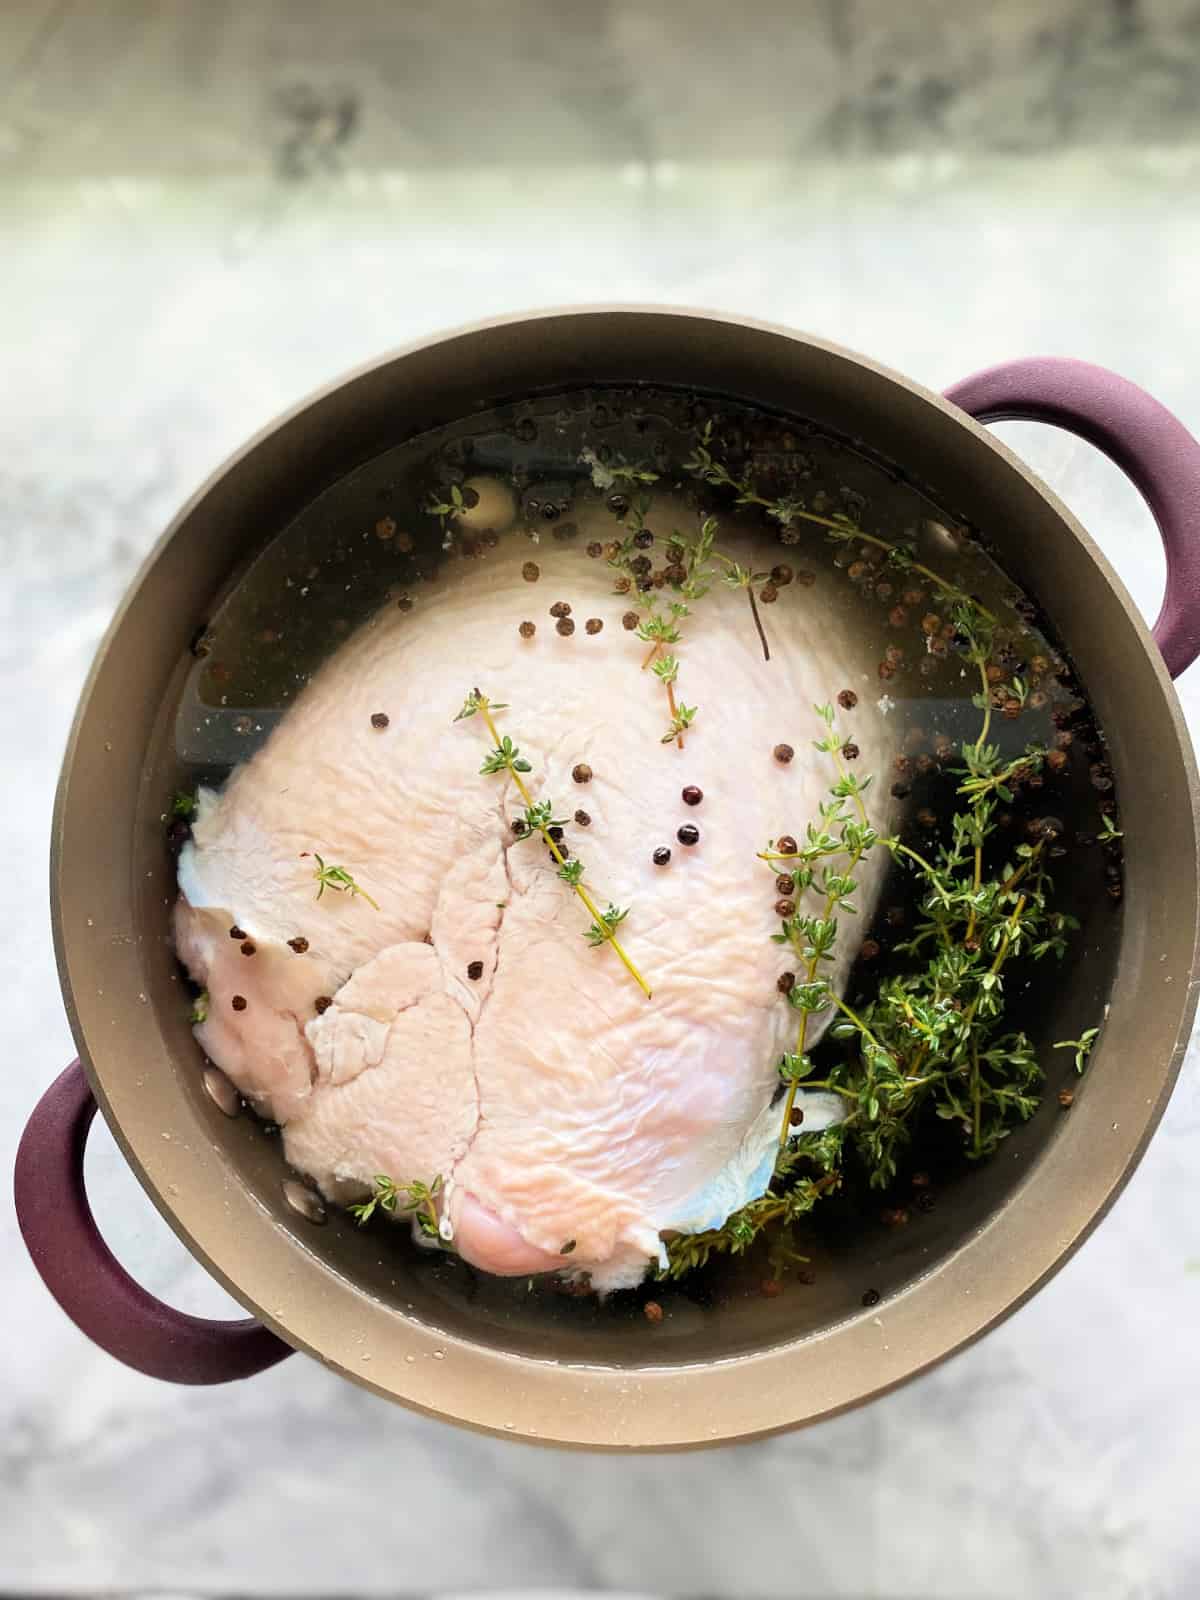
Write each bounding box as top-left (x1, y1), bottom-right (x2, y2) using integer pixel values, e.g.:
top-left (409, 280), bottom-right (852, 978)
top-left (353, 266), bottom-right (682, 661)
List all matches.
top-left (20, 311), bottom-right (1200, 1446)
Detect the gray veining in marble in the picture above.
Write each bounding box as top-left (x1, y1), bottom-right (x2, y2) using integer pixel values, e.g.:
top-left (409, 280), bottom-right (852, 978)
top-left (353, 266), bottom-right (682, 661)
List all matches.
top-left (3, 3), bottom-right (1200, 1597)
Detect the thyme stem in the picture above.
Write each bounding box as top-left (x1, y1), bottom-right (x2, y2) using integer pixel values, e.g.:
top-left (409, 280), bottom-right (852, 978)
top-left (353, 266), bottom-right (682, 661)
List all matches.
top-left (475, 696), bottom-right (652, 1000)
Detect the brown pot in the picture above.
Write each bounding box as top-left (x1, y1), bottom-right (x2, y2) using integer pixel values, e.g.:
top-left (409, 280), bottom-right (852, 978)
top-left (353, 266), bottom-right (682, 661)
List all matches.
top-left (15, 310), bottom-right (1200, 1448)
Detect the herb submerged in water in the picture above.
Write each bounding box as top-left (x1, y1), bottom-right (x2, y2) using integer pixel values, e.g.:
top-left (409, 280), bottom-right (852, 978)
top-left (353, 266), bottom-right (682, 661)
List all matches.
top-left (456, 689), bottom-right (652, 999)
top-left (661, 677), bottom-right (1106, 1281)
top-left (350, 1173), bottom-right (444, 1238)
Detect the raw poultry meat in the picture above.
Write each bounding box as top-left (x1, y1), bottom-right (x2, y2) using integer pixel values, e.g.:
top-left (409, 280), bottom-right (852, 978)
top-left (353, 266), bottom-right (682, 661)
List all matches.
top-left (176, 497), bottom-right (893, 1290)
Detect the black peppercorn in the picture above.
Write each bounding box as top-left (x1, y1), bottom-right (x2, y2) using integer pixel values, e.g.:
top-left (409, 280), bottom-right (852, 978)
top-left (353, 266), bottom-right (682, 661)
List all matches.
top-left (622, 611), bottom-right (639, 630)
top-left (759, 583), bottom-right (778, 604)
top-left (891, 781), bottom-right (911, 799)
top-left (771, 564), bottom-right (793, 586)
top-left (775, 874), bottom-right (794, 895)
top-left (652, 846), bottom-right (671, 865)
top-left (370, 712), bottom-right (389, 730)
top-left (314, 996), bottom-right (332, 1015)
top-left (549, 599), bottom-right (571, 618)
top-left (860, 939), bottom-right (881, 961)
top-left (776, 834), bottom-right (798, 855)
top-left (574, 809), bottom-right (591, 827)
top-left (775, 897), bottom-right (796, 917)
top-left (556, 616), bottom-right (575, 636)
top-left (585, 617), bottom-right (603, 635)
top-left (522, 561), bottom-right (539, 582)
top-left (519, 620), bottom-right (536, 639)
top-left (240, 940), bottom-right (256, 956)
top-left (634, 529), bottom-right (654, 549)
top-left (511, 817), bottom-right (527, 836)
top-left (607, 492), bottom-right (630, 516)
top-left (231, 994), bottom-right (247, 1012)
top-left (630, 554), bottom-right (652, 577)
top-left (229, 925), bottom-right (246, 941)
top-left (467, 960), bottom-right (484, 981)
top-left (677, 823), bottom-right (700, 846)
top-left (842, 742), bottom-right (860, 761)
top-left (287, 936), bottom-right (309, 954)
top-left (837, 689), bottom-right (858, 710)
top-left (777, 972), bottom-right (796, 994)
top-left (861, 1288), bottom-right (881, 1308)
top-left (682, 785), bottom-right (703, 806)
top-left (586, 541), bottom-right (603, 558)
top-left (773, 743), bottom-right (794, 764)
top-left (547, 825), bottom-right (564, 841)
top-left (572, 763), bottom-right (592, 784)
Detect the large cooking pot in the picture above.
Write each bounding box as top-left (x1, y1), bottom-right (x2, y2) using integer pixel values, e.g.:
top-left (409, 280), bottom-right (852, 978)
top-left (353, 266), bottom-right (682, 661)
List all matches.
top-left (15, 310), bottom-right (1200, 1448)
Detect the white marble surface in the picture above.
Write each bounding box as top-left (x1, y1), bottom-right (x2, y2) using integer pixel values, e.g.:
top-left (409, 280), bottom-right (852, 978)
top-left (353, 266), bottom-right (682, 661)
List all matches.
top-left (5, 5), bottom-right (1200, 1598)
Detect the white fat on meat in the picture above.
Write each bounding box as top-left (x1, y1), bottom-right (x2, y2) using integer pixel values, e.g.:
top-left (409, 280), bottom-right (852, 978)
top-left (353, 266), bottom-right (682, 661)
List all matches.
top-left (176, 494), bottom-right (893, 1290)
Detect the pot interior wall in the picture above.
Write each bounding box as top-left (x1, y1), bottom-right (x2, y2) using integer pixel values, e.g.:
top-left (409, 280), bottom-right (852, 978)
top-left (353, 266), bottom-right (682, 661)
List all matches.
top-left (59, 313), bottom-right (1198, 1389)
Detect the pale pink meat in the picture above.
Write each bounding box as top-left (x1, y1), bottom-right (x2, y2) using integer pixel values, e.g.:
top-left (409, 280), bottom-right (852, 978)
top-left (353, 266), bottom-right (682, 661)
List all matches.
top-left (176, 503), bottom-right (892, 1289)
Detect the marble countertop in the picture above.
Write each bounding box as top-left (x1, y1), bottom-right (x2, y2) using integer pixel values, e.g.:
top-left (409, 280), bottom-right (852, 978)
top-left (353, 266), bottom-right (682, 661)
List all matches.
top-left (4, 4), bottom-right (1200, 1598)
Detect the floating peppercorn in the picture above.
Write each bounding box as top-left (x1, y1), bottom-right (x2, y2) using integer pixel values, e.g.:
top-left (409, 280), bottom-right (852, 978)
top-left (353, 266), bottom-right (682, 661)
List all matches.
top-left (682, 785), bottom-right (703, 806)
top-left (633, 529), bottom-right (654, 549)
top-left (788, 1106), bottom-right (804, 1127)
top-left (773, 743), bottom-right (794, 764)
top-left (860, 939), bottom-right (881, 961)
top-left (614, 576), bottom-right (632, 594)
top-left (370, 711), bottom-right (390, 731)
top-left (652, 846), bottom-right (671, 866)
top-left (240, 940), bottom-right (256, 956)
top-left (228, 993), bottom-right (248, 1014)
top-left (775, 897), bottom-right (796, 917)
top-left (622, 611), bottom-right (639, 630)
top-left (842, 741), bottom-right (860, 761)
top-left (643, 1300), bottom-right (664, 1324)
top-left (1002, 698), bottom-right (1022, 720)
top-left (522, 561), bottom-right (539, 582)
top-left (607, 491), bottom-right (630, 516)
top-left (549, 600), bottom-right (571, 618)
top-left (677, 823), bottom-right (700, 847)
top-left (759, 583), bottom-right (778, 604)
top-left (396, 596), bottom-right (413, 613)
top-left (837, 689), bottom-right (858, 710)
top-left (229, 925), bottom-right (246, 941)
top-left (776, 835), bottom-right (798, 857)
top-left (861, 1288), bottom-right (881, 1308)
top-left (777, 972), bottom-right (796, 994)
top-left (771, 564), bottom-right (793, 586)
top-left (467, 960), bottom-right (484, 981)
top-left (630, 554), bottom-right (652, 577)
top-left (518, 620), bottom-right (536, 639)
top-left (1058, 1088), bottom-right (1075, 1108)
top-left (585, 617), bottom-right (603, 635)
top-left (586, 541), bottom-right (603, 558)
top-left (287, 936), bottom-right (309, 954)
top-left (511, 817), bottom-right (527, 836)
top-left (574, 809), bottom-right (591, 827)
top-left (556, 617), bottom-right (575, 637)
top-left (547, 825), bottom-right (564, 842)
top-left (775, 874), bottom-right (794, 895)
top-left (314, 996), bottom-right (332, 1014)
top-left (572, 762), bottom-right (592, 784)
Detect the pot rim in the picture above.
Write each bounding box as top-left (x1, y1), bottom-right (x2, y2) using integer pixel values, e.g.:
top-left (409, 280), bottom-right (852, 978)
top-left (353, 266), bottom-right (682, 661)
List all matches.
top-left (50, 306), bottom-right (1200, 1447)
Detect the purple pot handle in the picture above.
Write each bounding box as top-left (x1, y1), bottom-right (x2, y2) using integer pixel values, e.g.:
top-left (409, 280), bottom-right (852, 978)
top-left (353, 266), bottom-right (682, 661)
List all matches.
top-left (14, 1062), bottom-right (294, 1384)
top-left (945, 357), bottom-right (1200, 680)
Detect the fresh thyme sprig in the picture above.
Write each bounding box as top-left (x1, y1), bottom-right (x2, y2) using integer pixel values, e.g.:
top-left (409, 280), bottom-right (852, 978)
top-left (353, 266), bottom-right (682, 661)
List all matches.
top-left (172, 788), bottom-right (198, 819)
top-left (303, 852), bottom-right (380, 910)
top-left (190, 989), bottom-right (209, 1024)
top-left (1054, 1028), bottom-right (1099, 1074)
top-left (350, 1173), bottom-right (443, 1239)
top-left (684, 419), bottom-right (996, 623)
top-left (456, 689), bottom-right (652, 999)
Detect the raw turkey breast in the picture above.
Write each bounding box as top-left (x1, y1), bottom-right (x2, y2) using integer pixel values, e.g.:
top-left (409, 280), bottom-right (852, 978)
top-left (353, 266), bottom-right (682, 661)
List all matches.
top-left (176, 506), bottom-right (892, 1290)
